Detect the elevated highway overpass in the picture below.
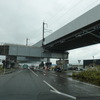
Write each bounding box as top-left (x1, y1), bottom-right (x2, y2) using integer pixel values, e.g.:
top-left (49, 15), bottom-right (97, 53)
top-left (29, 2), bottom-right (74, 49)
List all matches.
top-left (0, 44), bottom-right (68, 62)
top-left (34, 4), bottom-right (100, 52)
top-left (0, 5), bottom-right (99, 69)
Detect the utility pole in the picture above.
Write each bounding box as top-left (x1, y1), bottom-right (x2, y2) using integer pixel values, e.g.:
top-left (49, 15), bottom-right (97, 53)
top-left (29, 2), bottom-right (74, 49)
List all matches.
top-left (42, 22), bottom-right (45, 47)
top-left (26, 38), bottom-right (29, 46)
top-left (42, 21), bottom-right (52, 47)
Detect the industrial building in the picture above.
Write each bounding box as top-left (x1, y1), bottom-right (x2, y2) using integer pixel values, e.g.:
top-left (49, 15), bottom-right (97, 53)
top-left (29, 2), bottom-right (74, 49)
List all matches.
top-left (83, 59), bottom-right (100, 68)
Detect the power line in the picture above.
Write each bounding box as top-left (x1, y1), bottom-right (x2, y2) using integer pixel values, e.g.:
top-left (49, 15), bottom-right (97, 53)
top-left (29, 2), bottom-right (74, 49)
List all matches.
top-left (46, 0), bottom-right (74, 23)
top-left (48, 0), bottom-right (99, 31)
top-left (38, 1), bottom-right (83, 38)
top-left (32, 1), bottom-right (86, 41)
top-left (47, 0), bottom-right (82, 27)
top-left (32, 0), bottom-right (99, 44)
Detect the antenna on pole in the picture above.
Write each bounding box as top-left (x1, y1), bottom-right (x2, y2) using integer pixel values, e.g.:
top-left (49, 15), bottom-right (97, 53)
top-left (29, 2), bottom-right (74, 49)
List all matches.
top-left (42, 21), bottom-right (47, 47)
top-left (42, 21), bottom-right (52, 47)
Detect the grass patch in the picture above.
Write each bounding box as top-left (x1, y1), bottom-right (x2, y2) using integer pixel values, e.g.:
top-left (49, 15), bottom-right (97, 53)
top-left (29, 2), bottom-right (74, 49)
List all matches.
top-left (0, 65), bottom-right (3, 70)
top-left (72, 69), bottom-right (100, 86)
top-left (0, 65), bottom-right (3, 74)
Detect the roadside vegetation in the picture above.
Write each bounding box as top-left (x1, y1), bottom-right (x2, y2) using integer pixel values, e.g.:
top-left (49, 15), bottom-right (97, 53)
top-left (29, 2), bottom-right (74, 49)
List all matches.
top-left (0, 64), bottom-right (19, 74)
top-left (72, 65), bottom-right (100, 86)
top-left (0, 65), bottom-right (3, 74)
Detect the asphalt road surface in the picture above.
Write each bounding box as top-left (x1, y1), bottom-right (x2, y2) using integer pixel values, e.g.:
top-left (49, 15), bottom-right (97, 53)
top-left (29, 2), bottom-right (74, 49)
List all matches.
top-left (0, 69), bottom-right (100, 100)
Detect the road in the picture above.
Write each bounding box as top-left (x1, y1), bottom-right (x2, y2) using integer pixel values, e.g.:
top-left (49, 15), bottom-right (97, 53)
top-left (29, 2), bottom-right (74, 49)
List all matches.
top-left (0, 69), bottom-right (100, 100)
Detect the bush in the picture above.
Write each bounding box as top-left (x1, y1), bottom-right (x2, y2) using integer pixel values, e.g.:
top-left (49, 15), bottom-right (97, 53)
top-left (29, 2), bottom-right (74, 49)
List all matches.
top-left (72, 69), bottom-right (100, 86)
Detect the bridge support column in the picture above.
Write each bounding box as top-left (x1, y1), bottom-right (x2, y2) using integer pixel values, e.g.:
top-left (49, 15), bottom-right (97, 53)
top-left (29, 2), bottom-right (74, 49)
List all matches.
top-left (45, 58), bottom-right (52, 70)
top-left (47, 58), bottom-right (50, 62)
top-left (56, 52), bottom-right (69, 71)
top-left (56, 59), bottom-right (69, 71)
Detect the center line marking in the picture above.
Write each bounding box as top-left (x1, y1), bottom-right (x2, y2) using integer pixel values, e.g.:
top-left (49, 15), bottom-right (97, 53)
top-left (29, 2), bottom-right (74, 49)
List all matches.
top-left (43, 80), bottom-right (58, 92)
top-left (43, 80), bottom-right (76, 100)
top-left (30, 69), bottom-right (38, 77)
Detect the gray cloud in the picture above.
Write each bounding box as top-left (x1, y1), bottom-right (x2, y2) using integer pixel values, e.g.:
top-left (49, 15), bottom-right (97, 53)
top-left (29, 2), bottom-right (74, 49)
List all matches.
top-left (0, 0), bottom-right (60, 44)
top-left (69, 44), bottom-right (100, 64)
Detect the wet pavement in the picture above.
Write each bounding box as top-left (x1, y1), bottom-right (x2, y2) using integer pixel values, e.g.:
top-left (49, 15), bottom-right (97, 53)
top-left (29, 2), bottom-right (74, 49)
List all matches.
top-left (0, 69), bottom-right (100, 100)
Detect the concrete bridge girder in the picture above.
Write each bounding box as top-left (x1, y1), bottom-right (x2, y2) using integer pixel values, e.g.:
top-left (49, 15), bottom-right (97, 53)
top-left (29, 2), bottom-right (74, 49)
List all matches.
top-left (0, 45), bottom-right (69, 70)
top-left (0, 44), bottom-right (69, 63)
top-left (8, 45), bottom-right (68, 59)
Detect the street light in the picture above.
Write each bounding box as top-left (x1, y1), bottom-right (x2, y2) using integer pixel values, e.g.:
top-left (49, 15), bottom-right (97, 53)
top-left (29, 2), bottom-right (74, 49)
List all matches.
top-left (26, 38), bottom-right (30, 46)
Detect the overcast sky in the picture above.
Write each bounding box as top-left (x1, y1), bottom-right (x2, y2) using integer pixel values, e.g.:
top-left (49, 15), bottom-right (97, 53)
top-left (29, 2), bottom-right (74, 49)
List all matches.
top-left (0, 0), bottom-right (100, 64)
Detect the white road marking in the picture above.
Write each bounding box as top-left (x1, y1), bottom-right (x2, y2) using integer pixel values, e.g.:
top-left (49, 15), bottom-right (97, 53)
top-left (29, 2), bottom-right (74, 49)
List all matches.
top-left (52, 74), bottom-right (57, 77)
top-left (60, 75), bottom-right (66, 79)
top-left (43, 80), bottom-right (58, 92)
top-left (50, 90), bottom-right (76, 100)
top-left (30, 69), bottom-right (38, 77)
top-left (43, 74), bottom-right (46, 76)
top-left (43, 80), bottom-right (76, 100)
top-left (43, 71), bottom-right (46, 73)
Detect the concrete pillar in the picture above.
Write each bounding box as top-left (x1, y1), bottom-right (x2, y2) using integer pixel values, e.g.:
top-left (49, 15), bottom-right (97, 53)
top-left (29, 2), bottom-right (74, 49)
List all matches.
top-left (47, 58), bottom-right (50, 63)
top-left (45, 58), bottom-right (52, 69)
top-left (56, 59), bottom-right (69, 71)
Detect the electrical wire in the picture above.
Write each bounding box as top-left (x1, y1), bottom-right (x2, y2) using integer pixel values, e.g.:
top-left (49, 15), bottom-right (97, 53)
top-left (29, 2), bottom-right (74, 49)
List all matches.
top-left (49, 0), bottom-right (99, 31)
top-left (47, 0), bottom-right (83, 27)
top-left (32, 0), bottom-right (85, 42)
top-left (41, 0), bottom-right (83, 37)
top-left (33, 0), bottom-right (100, 44)
top-left (46, 0), bottom-right (74, 23)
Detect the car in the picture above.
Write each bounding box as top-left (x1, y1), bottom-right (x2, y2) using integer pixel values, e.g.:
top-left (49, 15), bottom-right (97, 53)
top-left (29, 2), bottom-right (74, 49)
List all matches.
top-left (23, 64), bottom-right (28, 69)
top-left (30, 66), bottom-right (34, 70)
top-left (54, 67), bottom-right (62, 72)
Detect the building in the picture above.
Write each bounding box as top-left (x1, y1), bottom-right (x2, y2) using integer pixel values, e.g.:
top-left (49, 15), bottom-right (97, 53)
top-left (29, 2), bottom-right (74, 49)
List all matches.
top-left (83, 59), bottom-right (100, 68)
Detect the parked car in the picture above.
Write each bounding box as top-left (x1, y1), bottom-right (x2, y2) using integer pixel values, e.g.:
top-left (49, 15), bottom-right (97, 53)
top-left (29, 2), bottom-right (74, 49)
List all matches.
top-left (68, 67), bottom-right (78, 70)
